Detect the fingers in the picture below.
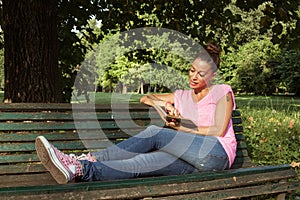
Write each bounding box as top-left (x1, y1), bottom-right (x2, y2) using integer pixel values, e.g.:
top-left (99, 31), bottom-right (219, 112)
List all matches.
top-left (169, 109), bottom-right (180, 117)
top-left (165, 103), bottom-right (180, 117)
top-left (165, 121), bottom-right (179, 129)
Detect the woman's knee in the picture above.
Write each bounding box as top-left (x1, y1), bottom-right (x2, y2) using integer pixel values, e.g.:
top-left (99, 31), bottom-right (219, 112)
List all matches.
top-left (144, 125), bottom-right (163, 136)
top-left (146, 125), bottom-right (161, 131)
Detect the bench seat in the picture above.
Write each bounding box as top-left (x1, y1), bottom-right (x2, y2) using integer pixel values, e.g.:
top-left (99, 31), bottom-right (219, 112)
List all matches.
top-left (0, 103), bottom-right (299, 199)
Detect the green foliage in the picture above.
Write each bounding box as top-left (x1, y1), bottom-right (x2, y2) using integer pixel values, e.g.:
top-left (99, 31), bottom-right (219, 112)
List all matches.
top-left (235, 0), bottom-right (300, 47)
top-left (83, 29), bottom-right (194, 95)
top-left (276, 49), bottom-right (300, 94)
top-left (221, 37), bottom-right (281, 95)
top-left (221, 36), bottom-right (300, 95)
top-left (99, 0), bottom-right (237, 45)
top-left (226, 2), bottom-right (265, 47)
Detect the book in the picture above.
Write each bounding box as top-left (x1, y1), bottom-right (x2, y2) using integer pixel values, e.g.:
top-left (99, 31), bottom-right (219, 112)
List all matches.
top-left (152, 104), bottom-right (198, 130)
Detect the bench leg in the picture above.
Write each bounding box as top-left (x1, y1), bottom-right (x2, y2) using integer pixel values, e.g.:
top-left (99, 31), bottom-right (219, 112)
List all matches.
top-left (277, 193), bottom-right (286, 200)
top-left (277, 179), bottom-right (287, 200)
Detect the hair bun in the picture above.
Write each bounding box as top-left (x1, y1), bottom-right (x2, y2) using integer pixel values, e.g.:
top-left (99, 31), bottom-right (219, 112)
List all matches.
top-left (205, 43), bottom-right (221, 56)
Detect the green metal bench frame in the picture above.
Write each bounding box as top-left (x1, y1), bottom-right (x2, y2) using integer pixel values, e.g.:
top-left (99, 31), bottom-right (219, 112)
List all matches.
top-left (0, 103), bottom-right (299, 199)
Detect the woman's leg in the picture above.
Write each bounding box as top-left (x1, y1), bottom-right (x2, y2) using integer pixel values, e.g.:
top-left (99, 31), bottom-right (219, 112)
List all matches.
top-left (92, 125), bottom-right (228, 172)
top-left (36, 125), bottom-right (228, 183)
top-left (91, 125), bottom-right (176, 161)
top-left (80, 151), bottom-right (198, 181)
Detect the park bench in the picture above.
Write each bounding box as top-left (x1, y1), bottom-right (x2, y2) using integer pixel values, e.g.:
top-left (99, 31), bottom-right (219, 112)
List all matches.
top-left (0, 103), bottom-right (299, 199)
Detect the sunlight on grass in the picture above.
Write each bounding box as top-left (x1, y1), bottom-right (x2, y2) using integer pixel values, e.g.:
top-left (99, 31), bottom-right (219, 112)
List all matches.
top-left (235, 95), bottom-right (300, 111)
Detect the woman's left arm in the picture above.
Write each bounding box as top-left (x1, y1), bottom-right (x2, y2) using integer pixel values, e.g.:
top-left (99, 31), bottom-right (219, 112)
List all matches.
top-left (167, 92), bottom-right (233, 137)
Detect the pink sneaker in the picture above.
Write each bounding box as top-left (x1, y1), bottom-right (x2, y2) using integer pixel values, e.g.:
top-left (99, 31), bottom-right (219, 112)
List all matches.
top-left (35, 136), bottom-right (83, 184)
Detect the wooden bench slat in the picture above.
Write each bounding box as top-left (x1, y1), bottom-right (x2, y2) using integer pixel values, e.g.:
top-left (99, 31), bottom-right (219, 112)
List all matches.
top-left (232, 117), bottom-right (242, 124)
top-left (0, 111), bottom-right (160, 121)
top-left (0, 128), bottom-right (149, 142)
top-left (3, 180), bottom-right (299, 200)
top-left (0, 103), bottom-right (152, 111)
top-left (232, 110), bottom-right (241, 117)
top-left (0, 148), bottom-right (250, 167)
top-left (235, 149), bottom-right (248, 157)
top-left (237, 141), bottom-right (247, 149)
top-left (0, 154), bottom-right (39, 164)
top-left (0, 137), bottom-right (247, 152)
top-left (231, 157), bottom-right (253, 169)
top-left (156, 181), bottom-right (300, 200)
top-left (0, 153), bottom-right (250, 165)
top-left (0, 130), bottom-right (246, 142)
top-left (233, 125), bottom-right (243, 132)
top-left (0, 165), bottom-right (296, 196)
top-left (0, 157), bottom-right (254, 175)
top-left (0, 164), bottom-right (46, 175)
top-left (0, 140), bottom-right (111, 152)
top-left (0, 120), bottom-right (164, 131)
top-left (0, 132), bottom-right (81, 142)
top-left (0, 131), bottom-right (127, 142)
top-left (235, 133), bottom-right (245, 140)
top-left (0, 173), bottom-right (57, 188)
top-left (0, 131), bottom-right (246, 143)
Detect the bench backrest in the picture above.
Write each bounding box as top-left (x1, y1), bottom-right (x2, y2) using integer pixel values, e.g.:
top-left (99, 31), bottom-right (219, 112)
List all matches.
top-left (0, 103), bottom-right (252, 178)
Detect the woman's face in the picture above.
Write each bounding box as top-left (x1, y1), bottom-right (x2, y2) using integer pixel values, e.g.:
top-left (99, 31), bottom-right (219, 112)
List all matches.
top-left (189, 58), bottom-right (214, 90)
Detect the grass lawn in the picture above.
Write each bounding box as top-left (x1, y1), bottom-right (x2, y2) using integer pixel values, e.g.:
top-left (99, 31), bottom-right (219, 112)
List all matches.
top-left (76, 92), bottom-right (300, 109)
top-left (2, 90), bottom-right (299, 110)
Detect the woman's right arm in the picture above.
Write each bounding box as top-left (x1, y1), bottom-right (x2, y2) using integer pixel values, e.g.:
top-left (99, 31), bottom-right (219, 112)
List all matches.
top-left (140, 93), bottom-right (174, 107)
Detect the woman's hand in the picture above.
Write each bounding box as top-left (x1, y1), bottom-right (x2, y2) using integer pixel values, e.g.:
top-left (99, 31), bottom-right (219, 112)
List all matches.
top-left (165, 102), bottom-right (180, 117)
top-left (165, 120), bottom-right (180, 130)
top-left (164, 102), bottom-right (182, 129)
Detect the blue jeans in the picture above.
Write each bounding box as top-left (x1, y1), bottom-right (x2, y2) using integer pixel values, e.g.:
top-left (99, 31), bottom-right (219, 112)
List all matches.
top-left (79, 125), bottom-right (229, 181)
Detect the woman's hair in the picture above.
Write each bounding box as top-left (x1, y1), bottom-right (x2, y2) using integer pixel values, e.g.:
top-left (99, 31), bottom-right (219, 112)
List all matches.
top-left (194, 42), bottom-right (222, 72)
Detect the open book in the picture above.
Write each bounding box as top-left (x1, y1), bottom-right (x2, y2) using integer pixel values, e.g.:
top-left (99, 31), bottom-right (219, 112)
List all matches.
top-left (152, 104), bottom-right (198, 130)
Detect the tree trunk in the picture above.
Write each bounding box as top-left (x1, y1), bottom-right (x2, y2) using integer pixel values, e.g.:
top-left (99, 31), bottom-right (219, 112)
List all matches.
top-left (3, 0), bottom-right (61, 103)
top-left (122, 84), bottom-right (128, 94)
top-left (140, 80), bottom-right (144, 94)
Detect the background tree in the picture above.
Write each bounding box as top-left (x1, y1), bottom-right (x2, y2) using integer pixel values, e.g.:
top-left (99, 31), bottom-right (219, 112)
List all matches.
top-left (1, 0), bottom-right (300, 102)
top-left (1, 0), bottom-right (101, 102)
top-left (3, 0), bottom-right (60, 102)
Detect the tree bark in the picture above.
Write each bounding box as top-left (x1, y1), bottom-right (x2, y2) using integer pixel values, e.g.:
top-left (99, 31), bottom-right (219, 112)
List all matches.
top-left (3, 0), bottom-right (61, 102)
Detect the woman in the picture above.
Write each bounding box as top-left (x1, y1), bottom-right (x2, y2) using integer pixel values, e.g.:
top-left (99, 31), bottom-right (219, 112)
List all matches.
top-left (35, 43), bottom-right (237, 184)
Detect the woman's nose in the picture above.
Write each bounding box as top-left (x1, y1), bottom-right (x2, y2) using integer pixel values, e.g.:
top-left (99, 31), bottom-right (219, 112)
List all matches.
top-left (192, 72), bottom-right (198, 79)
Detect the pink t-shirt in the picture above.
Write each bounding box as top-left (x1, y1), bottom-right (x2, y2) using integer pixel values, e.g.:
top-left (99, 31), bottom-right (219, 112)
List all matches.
top-left (174, 84), bottom-right (237, 168)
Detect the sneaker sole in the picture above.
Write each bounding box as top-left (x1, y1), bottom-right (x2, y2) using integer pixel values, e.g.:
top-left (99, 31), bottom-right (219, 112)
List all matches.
top-left (35, 136), bottom-right (69, 184)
